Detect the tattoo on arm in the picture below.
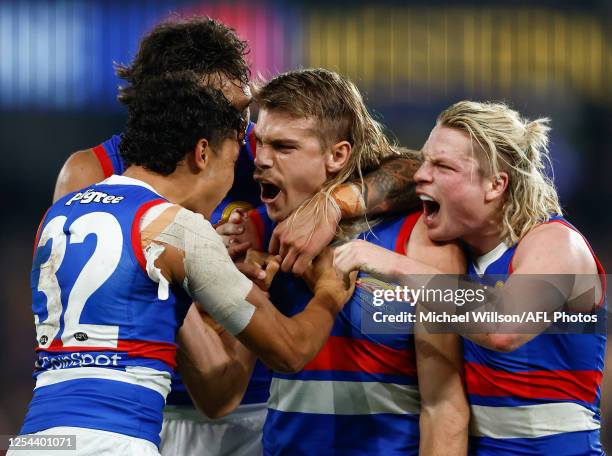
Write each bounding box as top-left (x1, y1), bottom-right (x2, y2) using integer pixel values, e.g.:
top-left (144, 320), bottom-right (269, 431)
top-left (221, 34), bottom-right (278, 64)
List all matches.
top-left (360, 154), bottom-right (421, 215)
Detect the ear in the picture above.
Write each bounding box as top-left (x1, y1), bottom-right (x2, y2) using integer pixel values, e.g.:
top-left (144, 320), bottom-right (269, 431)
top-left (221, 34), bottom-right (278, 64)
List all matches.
top-left (325, 140), bottom-right (352, 174)
top-left (193, 138), bottom-right (210, 172)
top-left (484, 171), bottom-right (509, 203)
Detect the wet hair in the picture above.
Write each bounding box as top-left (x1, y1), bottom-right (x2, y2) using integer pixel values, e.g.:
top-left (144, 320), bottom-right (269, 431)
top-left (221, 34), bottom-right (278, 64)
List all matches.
top-left (117, 15), bottom-right (250, 105)
top-left (120, 71), bottom-right (242, 175)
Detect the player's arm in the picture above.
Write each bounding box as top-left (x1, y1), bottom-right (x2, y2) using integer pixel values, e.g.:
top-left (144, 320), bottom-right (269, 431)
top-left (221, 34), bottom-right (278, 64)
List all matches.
top-left (270, 151), bottom-right (422, 274)
top-left (175, 257), bottom-right (279, 417)
top-left (333, 216), bottom-right (465, 279)
top-left (407, 221), bottom-right (469, 455)
top-left (416, 329), bottom-right (468, 455)
top-left (336, 221), bottom-right (603, 353)
top-left (53, 149), bottom-right (105, 202)
top-left (463, 222), bottom-right (603, 352)
top-left (176, 305), bottom-right (256, 418)
top-left (148, 206), bottom-right (353, 374)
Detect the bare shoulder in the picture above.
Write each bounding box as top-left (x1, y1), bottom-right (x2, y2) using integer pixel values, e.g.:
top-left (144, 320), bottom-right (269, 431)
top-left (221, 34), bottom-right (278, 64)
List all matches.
top-left (513, 221), bottom-right (598, 275)
top-left (407, 214), bottom-right (466, 274)
top-left (53, 148), bottom-right (105, 202)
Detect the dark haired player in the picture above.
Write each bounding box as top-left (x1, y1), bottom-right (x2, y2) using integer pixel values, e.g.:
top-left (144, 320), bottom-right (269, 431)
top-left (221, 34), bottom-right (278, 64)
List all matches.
top-left (52, 16), bottom-right (422, 456)
top-left (15, 73), bottom-right (353, 456)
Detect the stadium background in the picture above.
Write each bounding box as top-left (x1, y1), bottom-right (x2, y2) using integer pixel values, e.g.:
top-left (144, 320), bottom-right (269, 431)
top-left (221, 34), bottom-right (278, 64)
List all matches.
top-left (0, 0), bottom-right (609, 449)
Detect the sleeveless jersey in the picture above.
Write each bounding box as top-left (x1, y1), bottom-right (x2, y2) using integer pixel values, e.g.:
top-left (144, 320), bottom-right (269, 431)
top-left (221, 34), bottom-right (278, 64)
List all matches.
top-left (464, 216), bottom-right (607, 455)
top-left (92, 123), bottom-right (270, 406)
top-left (250, 206), bottom-right (423, 455)
top-left (24, 176), bottom-right (193, 446)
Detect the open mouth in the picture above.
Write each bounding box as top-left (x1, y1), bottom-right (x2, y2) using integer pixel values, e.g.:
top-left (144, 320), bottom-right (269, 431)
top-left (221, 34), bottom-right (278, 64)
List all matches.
top-left (420, 194), bottom-right (440, 221)
top-left (260, 182), bottom-right (282, 203)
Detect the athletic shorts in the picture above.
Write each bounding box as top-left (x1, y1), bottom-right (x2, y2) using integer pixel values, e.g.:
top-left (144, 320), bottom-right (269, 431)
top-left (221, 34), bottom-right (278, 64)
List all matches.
top-left (7, 426), bottom-right (159, 455)
top-left (160, 403), bottom-right (267, 456)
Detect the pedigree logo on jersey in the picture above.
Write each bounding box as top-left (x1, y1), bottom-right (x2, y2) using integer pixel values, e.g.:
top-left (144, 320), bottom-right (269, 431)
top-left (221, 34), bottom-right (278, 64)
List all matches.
top-left (65, 188), bottom-right (124, 206)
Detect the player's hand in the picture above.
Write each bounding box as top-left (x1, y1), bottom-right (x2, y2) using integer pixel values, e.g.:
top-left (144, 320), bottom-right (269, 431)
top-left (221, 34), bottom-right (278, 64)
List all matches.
top-left (333, 240), bottom-right (390, 282)
top-left (216, 209), bottom-right (258, 260)
top-left (242, 249), bottom-right (281, 291)
top-left (303, 247), bottom-right (356, 312)
top-left (269, 192), bottom-right (340, 275)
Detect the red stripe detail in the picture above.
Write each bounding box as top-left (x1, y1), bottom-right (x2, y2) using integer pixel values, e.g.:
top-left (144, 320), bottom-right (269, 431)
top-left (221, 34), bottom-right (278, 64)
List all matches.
top-left (32, 207), bottom-right (51, 259)
top-left (92, 144), bottom-right (114, 178)
top-left (465, 361), bottom-right (602, 403)
top-left (37, 340), bottom-right (177, 369)
top-left (248, 209), bottom-right (265, 250)
top-left (131, 199), bottom-right (167, 271)
top-left (118, 340), bottom-right (177, 368)
top-left (303, 335), bottom-right (416, 376)
top-left (248, 128), bottom-right (256, 160)
top-left (395, 211), bottom-right (423, 255)
top-left (509, 219), bottom-right (607, 307)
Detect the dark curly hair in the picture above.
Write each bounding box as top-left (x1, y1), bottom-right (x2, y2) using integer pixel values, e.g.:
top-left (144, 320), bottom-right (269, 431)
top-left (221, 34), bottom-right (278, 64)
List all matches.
top-left (117, 15), bottom-right (250, 105)
top-left (120, 71), bottom-right (243, 175)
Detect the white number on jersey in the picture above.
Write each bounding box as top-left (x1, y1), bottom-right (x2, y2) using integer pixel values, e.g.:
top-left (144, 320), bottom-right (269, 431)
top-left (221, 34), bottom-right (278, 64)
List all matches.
top-left (35, 212), bottom-right (123, 349)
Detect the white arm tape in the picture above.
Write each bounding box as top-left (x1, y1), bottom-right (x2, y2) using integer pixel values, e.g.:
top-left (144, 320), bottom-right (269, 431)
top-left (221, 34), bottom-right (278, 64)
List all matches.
top-left (144, 242), bottom-right (170, 300)
top-left (154, 208), bottom-right (255, 336)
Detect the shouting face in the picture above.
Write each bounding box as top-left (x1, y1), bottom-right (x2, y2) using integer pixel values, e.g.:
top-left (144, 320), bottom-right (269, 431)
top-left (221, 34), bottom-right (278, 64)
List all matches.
top-left (253, 109), bottom-right (330, 222)
top-left (415, 125), bottom-right (502, 244)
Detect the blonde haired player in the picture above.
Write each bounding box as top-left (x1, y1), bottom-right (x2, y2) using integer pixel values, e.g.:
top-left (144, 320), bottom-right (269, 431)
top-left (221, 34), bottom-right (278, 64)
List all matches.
top-left (335, 100), bottom-right (607, 455)
top-left (222, 69), bottom-right (469, 455)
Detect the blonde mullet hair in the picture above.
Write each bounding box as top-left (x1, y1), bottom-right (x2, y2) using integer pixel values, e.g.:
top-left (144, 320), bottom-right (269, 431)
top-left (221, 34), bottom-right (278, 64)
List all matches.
top-left (254, 68), bottom-right (402, 235)
top-left (438, 101), bottom-right (562, 244)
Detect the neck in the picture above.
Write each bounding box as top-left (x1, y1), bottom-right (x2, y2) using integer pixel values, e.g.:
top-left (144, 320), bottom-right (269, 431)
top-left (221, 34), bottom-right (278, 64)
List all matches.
top-left (462, 217), bottom-right (505, 257)
top-left (123, 165), bottom-right (210, 215)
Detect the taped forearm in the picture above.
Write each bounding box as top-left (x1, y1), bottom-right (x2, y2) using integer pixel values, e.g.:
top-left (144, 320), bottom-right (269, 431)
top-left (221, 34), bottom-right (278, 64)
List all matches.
top-left (152, 208), bottom-right (255, 335)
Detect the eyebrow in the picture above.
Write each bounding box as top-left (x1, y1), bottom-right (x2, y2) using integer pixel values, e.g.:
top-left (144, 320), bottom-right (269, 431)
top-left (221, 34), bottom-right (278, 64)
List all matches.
top-left (254, 132), bottom-right (300, 147)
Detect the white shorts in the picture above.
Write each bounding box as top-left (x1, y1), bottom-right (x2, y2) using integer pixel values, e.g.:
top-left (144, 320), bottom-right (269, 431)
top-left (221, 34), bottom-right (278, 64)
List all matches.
top-left (6, 426), bottom-right (159, 456)
top-left (160, 403), bottom-right (267, 456)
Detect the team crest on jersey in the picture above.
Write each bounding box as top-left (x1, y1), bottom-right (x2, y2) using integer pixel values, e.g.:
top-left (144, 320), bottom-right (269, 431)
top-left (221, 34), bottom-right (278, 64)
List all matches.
top-left (220, 201), bottom-right (254, 223)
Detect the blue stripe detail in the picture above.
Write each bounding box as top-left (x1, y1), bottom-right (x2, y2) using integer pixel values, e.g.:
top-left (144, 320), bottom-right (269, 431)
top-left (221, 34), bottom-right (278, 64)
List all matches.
top-left (273, 369), bottom-right (417, 385)
top-left (469, 429), bottom-right (603, 455)
top-left (21, 378), bottom-right (165, 446)
top-left (167, 360), bottom-right (271, 406)
top-left (468, 395), bottom-right (600, 414)
top-left (463, 334), bottom-right (607, 373)
top-left (264, 409), bottom-right (419, 455)
top-left (101, 134), bottom-right (124, 175)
